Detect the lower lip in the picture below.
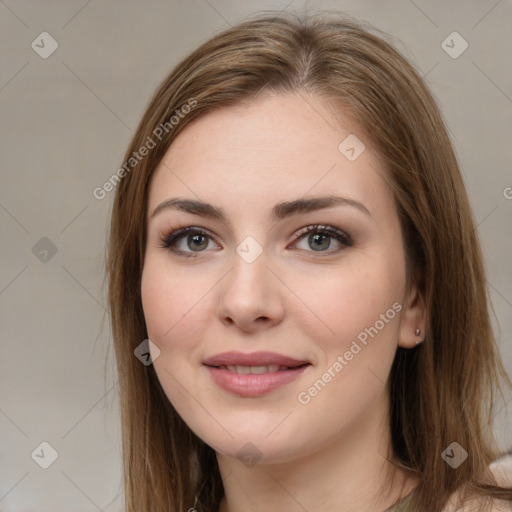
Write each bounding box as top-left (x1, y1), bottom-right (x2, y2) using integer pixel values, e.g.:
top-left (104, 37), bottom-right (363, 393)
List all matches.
top-left (205, 365), bottom-right (309, 397)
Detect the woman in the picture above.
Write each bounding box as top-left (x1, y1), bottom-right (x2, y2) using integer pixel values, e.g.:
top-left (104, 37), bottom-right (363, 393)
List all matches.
top-left (107, 12), bottom-right (512, 512)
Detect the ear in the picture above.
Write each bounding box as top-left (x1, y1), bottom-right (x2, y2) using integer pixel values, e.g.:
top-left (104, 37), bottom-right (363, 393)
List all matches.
top-left (398, 281), bottom-right (426, 348)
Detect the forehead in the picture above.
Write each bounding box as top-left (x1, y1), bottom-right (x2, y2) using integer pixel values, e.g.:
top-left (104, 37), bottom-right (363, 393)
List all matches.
top-left (148, 93), bottom-right (392, 219)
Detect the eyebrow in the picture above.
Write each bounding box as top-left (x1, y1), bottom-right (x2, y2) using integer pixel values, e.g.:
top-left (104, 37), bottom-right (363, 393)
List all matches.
top-left (150, 195), bottom-right (372, 221)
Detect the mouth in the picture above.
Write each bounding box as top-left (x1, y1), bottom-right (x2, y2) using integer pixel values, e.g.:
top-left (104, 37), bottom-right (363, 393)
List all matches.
top-left (215, 364), bottom-right (309, 374)
top-left (203, 351), bottom-right (311, 397)
top-left (203, 350), bottom-right (310, 368)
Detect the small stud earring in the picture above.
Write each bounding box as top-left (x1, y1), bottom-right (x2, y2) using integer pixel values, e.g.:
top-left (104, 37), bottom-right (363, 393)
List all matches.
top-left (415, 328), bottom-right (421, 336)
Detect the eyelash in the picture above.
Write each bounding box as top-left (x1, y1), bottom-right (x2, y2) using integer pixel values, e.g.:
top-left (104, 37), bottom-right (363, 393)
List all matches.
top-left (159, 224), bottom-right (353, 258)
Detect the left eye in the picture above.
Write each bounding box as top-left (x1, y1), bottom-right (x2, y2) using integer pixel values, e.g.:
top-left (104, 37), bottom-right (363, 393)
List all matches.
top-left (291, 225), bottom-right (352, 252)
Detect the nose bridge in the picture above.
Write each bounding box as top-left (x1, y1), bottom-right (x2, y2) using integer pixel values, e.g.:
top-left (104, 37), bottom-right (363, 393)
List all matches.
top-left (217, 240), bottom-right (285, 329)
top-left (226, 242), bottom-right (272, 297)
top-left (235, 233), bottom-right (266, 269)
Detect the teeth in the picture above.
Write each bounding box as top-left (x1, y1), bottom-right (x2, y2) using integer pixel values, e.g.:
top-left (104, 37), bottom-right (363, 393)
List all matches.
top-left (222, 364), bottom-right (284, 374)
top-left (250, 365), bottom-right (277, 374)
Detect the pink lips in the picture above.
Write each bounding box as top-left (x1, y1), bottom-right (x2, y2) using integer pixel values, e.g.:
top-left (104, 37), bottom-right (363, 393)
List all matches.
top-left (203, 351), bottom-right (310, 397)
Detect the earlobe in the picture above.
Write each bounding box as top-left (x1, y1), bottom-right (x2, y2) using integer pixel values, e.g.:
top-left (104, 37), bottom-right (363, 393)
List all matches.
top-left (414, 328), bottom-right (424, 345)
top-left (398, 283), bottom-right (426, 349)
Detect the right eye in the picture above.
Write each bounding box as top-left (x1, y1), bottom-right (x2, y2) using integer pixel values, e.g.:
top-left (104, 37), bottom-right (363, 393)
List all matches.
top-left (160, 226), bottom-right (220, 257)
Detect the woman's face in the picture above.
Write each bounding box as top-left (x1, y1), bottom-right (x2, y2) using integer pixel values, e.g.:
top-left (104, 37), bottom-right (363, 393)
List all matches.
top-left (141, 92), bottom-right (420, 464)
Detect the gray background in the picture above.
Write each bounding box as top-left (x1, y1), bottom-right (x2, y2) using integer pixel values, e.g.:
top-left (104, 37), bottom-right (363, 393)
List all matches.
top-left (1, 0), bottom-right (511, 510)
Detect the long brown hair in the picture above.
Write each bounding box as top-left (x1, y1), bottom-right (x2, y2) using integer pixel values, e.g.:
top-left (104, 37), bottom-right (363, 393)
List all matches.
top-left (107, 12), bottom-right (512, 512)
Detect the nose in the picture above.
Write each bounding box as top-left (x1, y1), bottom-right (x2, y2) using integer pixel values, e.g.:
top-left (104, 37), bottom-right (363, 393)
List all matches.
top-left (216, 252), bottom-right (285, 333)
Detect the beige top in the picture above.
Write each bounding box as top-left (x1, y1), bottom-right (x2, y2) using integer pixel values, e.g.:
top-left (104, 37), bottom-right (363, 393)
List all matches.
top-left (384, 456), bottom-right (512, 512)
top-left (444, 456), bottom-right (512, 512)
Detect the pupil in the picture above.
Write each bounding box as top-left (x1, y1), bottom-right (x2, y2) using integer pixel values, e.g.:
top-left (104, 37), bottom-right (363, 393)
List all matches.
top-left (188, 234), bottom-right (208, 251)
top-left (309, 233), bottom-right (330, 251)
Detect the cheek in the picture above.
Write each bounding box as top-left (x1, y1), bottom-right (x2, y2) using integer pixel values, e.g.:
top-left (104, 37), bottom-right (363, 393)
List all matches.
top-left (291, 260), bottom-right (404, 428)
top-left (140, 261), bottom-right (207, 408)
top-left (291, 255), bottom-right (405, 349)
top-left (141, 257), bottom-right (220, 360)
top-left (291, 263), bottom-right (405, 409)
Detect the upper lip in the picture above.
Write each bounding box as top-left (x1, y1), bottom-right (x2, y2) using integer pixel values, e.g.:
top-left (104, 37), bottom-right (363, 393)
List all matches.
top-left (203, 351), bottom-right (310, 368)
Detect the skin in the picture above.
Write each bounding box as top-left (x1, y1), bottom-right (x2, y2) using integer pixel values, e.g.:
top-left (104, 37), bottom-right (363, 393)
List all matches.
top-left (141, 92), bottom-right (426, 512)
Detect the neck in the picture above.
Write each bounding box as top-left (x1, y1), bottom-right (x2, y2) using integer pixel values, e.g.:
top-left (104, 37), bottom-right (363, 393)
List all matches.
top-left (216, 388), bottom-right (419, 512)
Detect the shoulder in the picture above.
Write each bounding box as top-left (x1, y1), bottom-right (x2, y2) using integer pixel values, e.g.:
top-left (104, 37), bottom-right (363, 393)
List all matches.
top-left (443, 493), bottom-right (511, 512)
top-left (448, 498), bottom-right (512, 512)
top-left (442, 455), bottom-right (512, 512)
top-left (489, 454), bottom-right (512, 488)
